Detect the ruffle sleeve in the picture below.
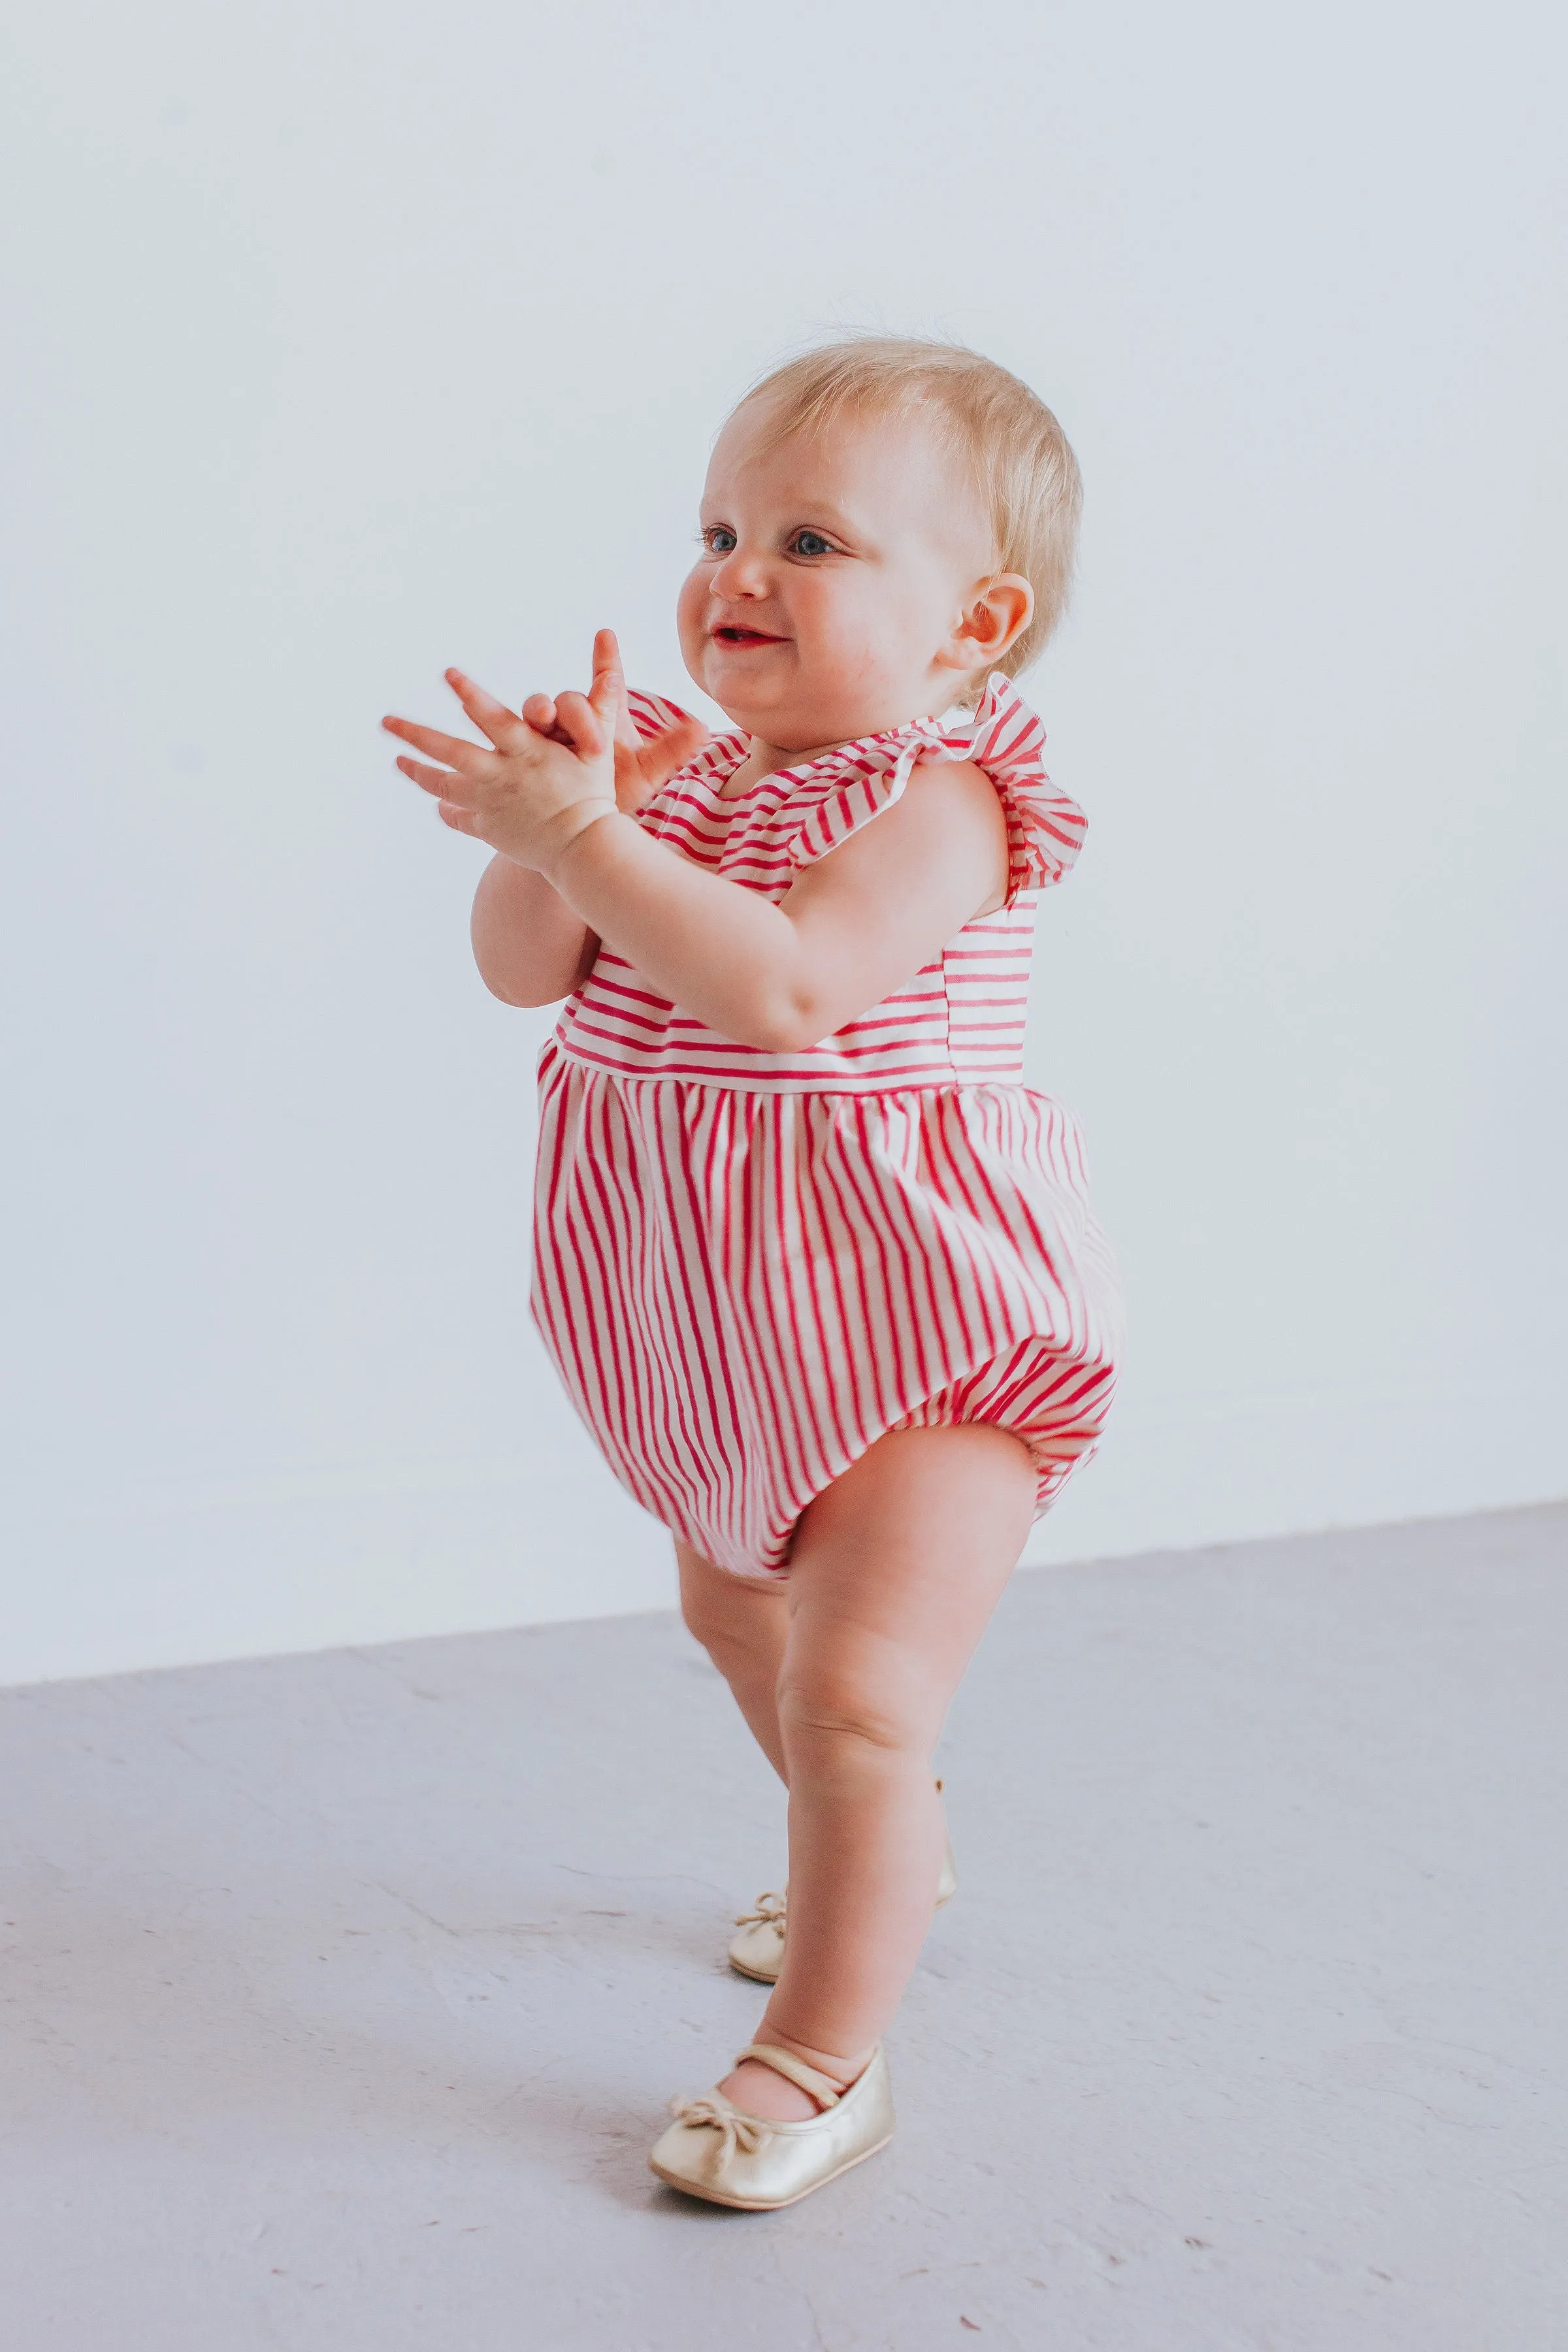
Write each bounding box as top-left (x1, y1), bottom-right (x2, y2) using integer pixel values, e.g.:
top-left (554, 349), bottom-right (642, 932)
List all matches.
top-left (625, 686), bottom-right (704, 743)
top-left (781, 731), bottom-right (939, 869)
top-left (956, 674), bottom-right (1087, 903)
top-left (780, 674), bottom-right (1086, 907)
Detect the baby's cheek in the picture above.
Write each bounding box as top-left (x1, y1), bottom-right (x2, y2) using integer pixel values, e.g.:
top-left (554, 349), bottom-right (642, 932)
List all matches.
top-left (675, 565), bottom-right (710, 654)
top-left (796, 577), bottom-right (900, 687)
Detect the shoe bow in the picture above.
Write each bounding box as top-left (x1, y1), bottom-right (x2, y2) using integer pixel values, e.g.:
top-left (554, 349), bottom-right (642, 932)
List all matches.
top-left (667, 2092), bottom-right (772, 2160)
top-left (732, 1889), bottom-right (786, 1931)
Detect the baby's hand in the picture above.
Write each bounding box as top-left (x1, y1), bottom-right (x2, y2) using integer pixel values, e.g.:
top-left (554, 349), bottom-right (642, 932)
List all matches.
top-left (384, 630), bottom-right (638, 873)
top-left (521, 647), bottom-right (710, 818)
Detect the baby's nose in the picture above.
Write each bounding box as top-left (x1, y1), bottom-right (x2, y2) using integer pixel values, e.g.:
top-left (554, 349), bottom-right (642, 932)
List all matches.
top-left (709, 544), bottom-right (770, 597)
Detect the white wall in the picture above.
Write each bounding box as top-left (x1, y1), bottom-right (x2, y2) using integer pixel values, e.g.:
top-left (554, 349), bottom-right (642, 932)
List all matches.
top-left (3, 0), bottom-right (1563, 1686)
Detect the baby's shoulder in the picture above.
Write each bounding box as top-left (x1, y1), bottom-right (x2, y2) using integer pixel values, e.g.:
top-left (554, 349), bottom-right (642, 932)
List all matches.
top-left (781, 749), bottom-right (1011, 923)
top-left (902, 753), bottom-right (1011, 851)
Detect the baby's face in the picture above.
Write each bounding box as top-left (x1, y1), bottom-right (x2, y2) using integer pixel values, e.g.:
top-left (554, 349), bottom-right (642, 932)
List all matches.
top-left (678, 400), bottom-right (1000, 752)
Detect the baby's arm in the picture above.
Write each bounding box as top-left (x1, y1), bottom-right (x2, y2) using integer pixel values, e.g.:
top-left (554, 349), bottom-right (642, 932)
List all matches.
top-left (470, 857), bottom-right (598, 1006)
top-left (548, 758), bottom-right (1007, 1050)
top-left (454, 668), bottom-right (710, 1007)
top-left (385, 639), bottom-right (1005, 1045)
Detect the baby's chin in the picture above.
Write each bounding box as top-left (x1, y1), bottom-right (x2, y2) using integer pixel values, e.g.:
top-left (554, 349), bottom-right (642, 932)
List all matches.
top-left (688, 648), bottom-right (902, 751)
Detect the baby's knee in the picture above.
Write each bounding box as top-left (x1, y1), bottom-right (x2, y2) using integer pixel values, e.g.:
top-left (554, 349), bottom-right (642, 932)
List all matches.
top-left (681, 1594), bottom-right (738, 1668)
top-left (677, 1551), bottom-right (782, 1670)
top-left (776, 1661), bottom-right (934, 1765)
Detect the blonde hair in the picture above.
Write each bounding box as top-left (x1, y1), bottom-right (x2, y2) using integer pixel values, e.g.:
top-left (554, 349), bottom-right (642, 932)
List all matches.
top-left (730, 336), bottom-right (1082, 700)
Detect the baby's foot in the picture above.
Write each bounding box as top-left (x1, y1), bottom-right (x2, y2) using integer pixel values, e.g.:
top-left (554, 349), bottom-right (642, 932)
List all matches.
top-left (719, 2056), bottom-right (821, 2121)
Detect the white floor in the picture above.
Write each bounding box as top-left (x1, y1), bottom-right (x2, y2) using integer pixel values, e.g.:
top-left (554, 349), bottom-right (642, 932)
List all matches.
top-left (2, 1504), bottom-right (1564, 2351)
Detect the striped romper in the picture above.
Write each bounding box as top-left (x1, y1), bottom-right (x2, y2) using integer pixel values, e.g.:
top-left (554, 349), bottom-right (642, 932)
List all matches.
top-left (530, 672), bottom-right (1123, 1580)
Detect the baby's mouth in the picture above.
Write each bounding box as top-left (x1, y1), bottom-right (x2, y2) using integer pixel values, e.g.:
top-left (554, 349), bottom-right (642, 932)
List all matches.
top-left (712, 625), bottom-right (786, 647)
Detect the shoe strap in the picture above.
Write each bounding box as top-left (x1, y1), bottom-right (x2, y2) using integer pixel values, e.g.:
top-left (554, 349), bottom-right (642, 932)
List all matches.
top-left (735, 2043), bottom-right (843, 2108)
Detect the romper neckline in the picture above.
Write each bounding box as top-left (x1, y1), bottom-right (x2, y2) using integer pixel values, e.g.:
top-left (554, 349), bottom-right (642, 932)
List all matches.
top-left (691, 705), bottom-right (975, 805)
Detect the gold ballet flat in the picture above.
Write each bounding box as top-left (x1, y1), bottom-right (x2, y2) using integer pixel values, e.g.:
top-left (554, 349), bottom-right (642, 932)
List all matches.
top-left (649, 2042), bottom-right (895, 2210)
top-left (727, 1783), bottom-right (958, 1984)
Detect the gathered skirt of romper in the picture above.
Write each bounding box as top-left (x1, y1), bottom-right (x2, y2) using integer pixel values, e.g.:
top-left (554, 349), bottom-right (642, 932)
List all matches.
top-left (529, 675), bottom-right (1124, 1580)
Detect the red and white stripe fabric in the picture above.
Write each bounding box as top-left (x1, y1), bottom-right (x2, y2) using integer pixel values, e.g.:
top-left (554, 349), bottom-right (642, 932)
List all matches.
top-left (552, 674), bottom-right (1087, 1093)
top-left (530, 676), bottom-right (1122, 1578)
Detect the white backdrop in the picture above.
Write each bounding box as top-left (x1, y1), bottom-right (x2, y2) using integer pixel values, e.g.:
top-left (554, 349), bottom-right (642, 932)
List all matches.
top-left (3, 0), bottom-right (1563, 1684)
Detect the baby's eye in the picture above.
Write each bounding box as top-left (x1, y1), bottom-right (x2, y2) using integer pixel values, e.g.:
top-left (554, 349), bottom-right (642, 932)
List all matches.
top-left (702, 525), bottom-right (738, 554)
top-left (789, 529), bottom-right (837, 558)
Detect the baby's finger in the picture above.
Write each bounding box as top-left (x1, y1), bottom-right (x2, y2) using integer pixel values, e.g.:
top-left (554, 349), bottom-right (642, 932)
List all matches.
top-left (396, 753), bottom-right (467, 800)
top-left (642, 713), bottom-right (710, 787)
top-left (444, 668), bottom-right (529, 753)
top-left (552, 689), bottom-right (608, 759)
top-left (436, 800), bottom-right (480, 837)
top-left (383, 714), bottom-right (495, 777)
top-left (589, 629), bottom-right (626, 738)
top-left (521, 691), bottom-right (579, 748)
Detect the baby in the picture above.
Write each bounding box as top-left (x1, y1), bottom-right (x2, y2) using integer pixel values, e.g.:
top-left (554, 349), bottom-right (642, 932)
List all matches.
top-left (384, 338), bottom-right (1122, 2210)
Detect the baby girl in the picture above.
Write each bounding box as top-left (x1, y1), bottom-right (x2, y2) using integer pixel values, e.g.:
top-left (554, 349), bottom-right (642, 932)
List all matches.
top-left (384, 337), bottom-right (1122, 2210)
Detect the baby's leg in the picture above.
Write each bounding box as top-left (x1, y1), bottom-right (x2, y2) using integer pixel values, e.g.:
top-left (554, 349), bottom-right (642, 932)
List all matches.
top-left (721, 1422), bottom-right (1036, 2122)
top-left (676, 1539), bottom-right (791, 1782)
